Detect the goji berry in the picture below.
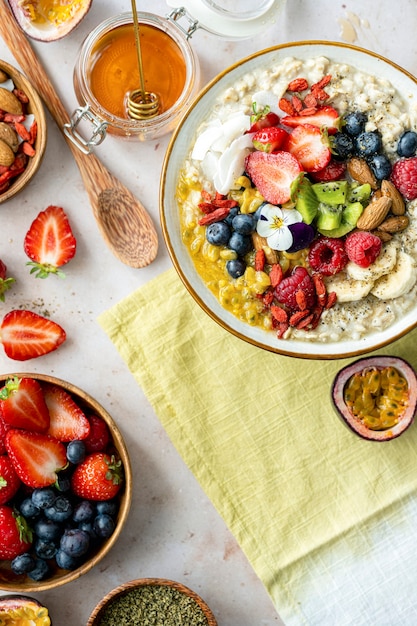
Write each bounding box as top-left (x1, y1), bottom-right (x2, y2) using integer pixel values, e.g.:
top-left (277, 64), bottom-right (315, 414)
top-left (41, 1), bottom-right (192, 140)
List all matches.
top-left (14, 121), bottom-right (31, 142)
top-left (269, 263), bottom-right (283, 288)
top-left (22, 142), bottom-right (36, 157)
top-left (325, 291), bottom-right (337, 309)
top-left (287, 77), bottom-right (309, 92)
top-left (254, 249), bottom-right (266, 272)
top-left (279, 98), bottom-right (296, 116)
top-left (303, 93), bottom-right (318, 108)
top-left (289, 309), bottom-right (310, 326)
top-left (29, 120), bottom-right (38, 145)
top-left (295, 289), bottom-right (308, 310)
top-left (201, 189), bottom-right (211, 201)
top-left (277, 321), bottom-right (289, 339)
top-left (300, 106), bottom-right (318, 116)
top-left (198, 206), bottom-right (230, 225)
top-left (291, 95), bottom-right (303, 113)
top-left (313, 74), bottom-right (332, 89)
top-left (13, 88), bottom-right (29, 104)
top-left (262, 289), bottom-right (274, 307)
top-left (296, 313), bottom-right (314, 329)
top-left (3, 113), bottom-right (25, 124)
top-left (198, 202), bottom-right (216, 214)
top-left (271, 305), bottom-right (288, 323)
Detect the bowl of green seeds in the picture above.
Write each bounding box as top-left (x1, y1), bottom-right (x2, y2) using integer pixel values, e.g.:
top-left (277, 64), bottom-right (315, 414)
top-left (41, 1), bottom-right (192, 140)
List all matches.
top-left (86, 577), bottom-right (218, 626)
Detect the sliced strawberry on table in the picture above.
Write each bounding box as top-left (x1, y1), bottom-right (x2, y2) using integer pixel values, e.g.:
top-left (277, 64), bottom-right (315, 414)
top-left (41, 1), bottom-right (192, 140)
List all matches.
top-left (0, 505), bottom-right (32, 559)
top-left (43, 384), bottom-right (90, 442)
top-left (252, 126), bottom-right (290, 153)
top-left (71, 452), bottom-right (123, 501)
top-left (0, 309), bottom-right (66, 361)
top-left (0, 456), bottom-right (21, 505)
top-left (245, 150), bottom-right (303, 205)
top-left (287, 124), bottom-right (332, 173)
top-left (281, 105), bottom-right (340, 134)
top-left (24, 205), bottom-right (76, 278)
top-left (0, 376), bottom-right (50, 432)
top-left (5, 429), bottom-right (67, 488)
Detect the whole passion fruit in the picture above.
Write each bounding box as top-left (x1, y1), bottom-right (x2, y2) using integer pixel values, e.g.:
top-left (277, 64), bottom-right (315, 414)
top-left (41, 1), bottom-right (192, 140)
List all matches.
top-left (7, 0), bottom-right (92, 42)
top-left (331, 356), bottom-right (417, 441)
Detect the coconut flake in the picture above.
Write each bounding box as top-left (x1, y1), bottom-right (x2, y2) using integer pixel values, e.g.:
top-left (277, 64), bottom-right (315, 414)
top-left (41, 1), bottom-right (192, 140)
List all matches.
top-left (214, 133), bottom-right (254, 194)
top-left (252, 90), bottom-right (281, 115)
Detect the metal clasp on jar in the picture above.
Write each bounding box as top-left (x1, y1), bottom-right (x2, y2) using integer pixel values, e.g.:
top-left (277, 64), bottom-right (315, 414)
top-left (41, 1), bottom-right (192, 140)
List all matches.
top-left (63, 105), bottom-right (108, 154)
top-left (167, 7), bottom-right (199, 39)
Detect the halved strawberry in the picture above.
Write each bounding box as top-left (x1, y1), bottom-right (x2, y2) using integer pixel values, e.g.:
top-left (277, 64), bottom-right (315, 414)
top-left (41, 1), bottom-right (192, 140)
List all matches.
top-left (247, 104), bottom-right (280, 133)
top-left (43, 384), bottom-right (90, 442)
top-left (0, 309), bottom-right (66, 361)
top-left (0, 376), bottom-right (50, 432)
top-left (0, 456), bottom-right (21, 505)
top-left (245, 150), bottom-right (303, 205)
top-left (281, 105), bottom-right (340, 134)
top-left (5, 429), bottom-right (67, 488)
top-left (24, 205), bottom-right (76, 278)
top-left (0, 505), bottom-right (32, 559)
top-left (252, 127), bottom-right (290, 153)
top-left (287, 124), bottom-right (332, 173)
top-left (310, 159), bottom-right (347, 182)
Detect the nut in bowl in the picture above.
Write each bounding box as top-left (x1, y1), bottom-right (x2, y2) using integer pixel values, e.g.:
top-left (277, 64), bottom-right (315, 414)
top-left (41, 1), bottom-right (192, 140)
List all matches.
top-left (161, 41), bottom-right (417, 359)
top-left (87, 578), bottom-right (218, 626)
top-left (0, 373), bottom-right (132, 592)
top-left (0, 60), bottom-right (47, 204)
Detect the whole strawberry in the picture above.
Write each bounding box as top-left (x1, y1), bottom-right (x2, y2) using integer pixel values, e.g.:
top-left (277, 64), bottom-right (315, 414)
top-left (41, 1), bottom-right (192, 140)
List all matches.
top-left (0, 456), bottom-right (21, 505)
top-left (0, 260), bottom-right (15, 302)
top-left (71, 452), bottom-right (123, 501)
top-left (390, 157), bottom-right (417, 200)
top-left (0, 505), bottom-right (32, 559)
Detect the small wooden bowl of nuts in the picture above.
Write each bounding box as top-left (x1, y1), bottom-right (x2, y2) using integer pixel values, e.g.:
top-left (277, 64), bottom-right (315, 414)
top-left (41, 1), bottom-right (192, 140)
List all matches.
top-left (0, 59), bottom-right (47, 204)
top-left (87, 578), bottom-right (218, 626)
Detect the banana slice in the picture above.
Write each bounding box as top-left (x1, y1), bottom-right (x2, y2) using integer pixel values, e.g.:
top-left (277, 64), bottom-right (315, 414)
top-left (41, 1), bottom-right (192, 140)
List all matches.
top-left (324, 271), bottom-right (374, 303)
top-left (371, 251), bottom-right (417, 299)
top-left (346, 240), bottom-right (398, 281)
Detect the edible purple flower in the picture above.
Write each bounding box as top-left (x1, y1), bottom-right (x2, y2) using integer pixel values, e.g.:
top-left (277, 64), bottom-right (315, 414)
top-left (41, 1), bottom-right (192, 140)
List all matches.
top-left (256, 203), bottom-right (302, 251)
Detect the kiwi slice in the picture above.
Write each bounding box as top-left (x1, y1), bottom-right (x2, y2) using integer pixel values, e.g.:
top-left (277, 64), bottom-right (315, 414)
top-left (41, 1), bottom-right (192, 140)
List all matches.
top-left (295, 178), bottom-right (319, 224)
top-left (316, 202), bottom-right (342, 231)
top-left (318, 201), bottom-right (364, 237)
top-left (312, 181), bottom-right (348, 205)
top-left (347, 182), bottom-right (372, 203)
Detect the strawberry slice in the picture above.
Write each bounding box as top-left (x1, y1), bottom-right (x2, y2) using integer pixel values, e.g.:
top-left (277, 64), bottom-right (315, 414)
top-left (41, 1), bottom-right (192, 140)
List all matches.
top-left (247, 105), bottom-right (280, 133)
top-left (0, 376), bottom-right (50, 432)
top-left (310, 159), bottom-right (347, 182)
top-left (5, 429), bottom-right (67, 488)
top-left (252, 127), bottom-right (290, 153)
top-left (43, 384), bottom-right (90, 442)
top-left (245, 150), bottom-right (303, 205)
top-left (24, 205), bottom-right (76, 278)
top-left (0, 309), bottom-right (66, 361)
top-left (281, 105), bottom-right (340, 134)
top-left (287, 124), bottom-right (332, 173)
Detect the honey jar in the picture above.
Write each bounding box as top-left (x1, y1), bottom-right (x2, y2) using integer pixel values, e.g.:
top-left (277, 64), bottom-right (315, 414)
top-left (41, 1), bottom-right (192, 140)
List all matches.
top-left (69, 1), bottom-right (285, 146)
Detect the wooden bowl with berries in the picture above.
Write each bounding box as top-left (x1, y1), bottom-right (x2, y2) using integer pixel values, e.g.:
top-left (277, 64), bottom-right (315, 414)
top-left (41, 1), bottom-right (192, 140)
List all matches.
top-left (0, 372), bottom-right (132, 592)
top-left (0, 59), bottom-right (47, 204)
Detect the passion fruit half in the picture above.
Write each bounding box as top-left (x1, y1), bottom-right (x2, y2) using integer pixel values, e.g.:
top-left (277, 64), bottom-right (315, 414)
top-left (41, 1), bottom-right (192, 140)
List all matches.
top-left (7, 0), bottom-right (92, 42)
top-left (0, 594), bottom-right (51, 624)
top-left (331, 356), bottom-right (417, 441)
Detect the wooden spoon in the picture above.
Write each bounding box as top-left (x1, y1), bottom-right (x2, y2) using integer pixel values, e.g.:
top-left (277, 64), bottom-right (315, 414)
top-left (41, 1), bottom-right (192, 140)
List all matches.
top-left (0, 1), bottom-right (158, 268)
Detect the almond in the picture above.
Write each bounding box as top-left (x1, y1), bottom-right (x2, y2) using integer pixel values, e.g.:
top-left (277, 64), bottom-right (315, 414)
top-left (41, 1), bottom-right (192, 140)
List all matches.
top-left (356, 195), bottom-right (392, 230)
top-left (378, 215), bottom-right (409, 233)
top-left (0, 87), bottom-right (23, 115)
top-left (371, 229), bottom-right (392, 242)
top-left (381, 179), bottom-right (405, 215)
top-left (347, 157), bottom-right (378, 189)
top-left (0, 122), bottom-right (19, 152)
top-left (0, 137), bottom-right (16, 167)
top-left (0, 70), bottom-right (8, 83)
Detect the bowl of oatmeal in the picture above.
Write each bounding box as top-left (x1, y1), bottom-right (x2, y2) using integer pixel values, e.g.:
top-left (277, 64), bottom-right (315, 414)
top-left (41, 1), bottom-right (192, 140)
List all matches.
top-left (160, 41), bottom-right (417, 359)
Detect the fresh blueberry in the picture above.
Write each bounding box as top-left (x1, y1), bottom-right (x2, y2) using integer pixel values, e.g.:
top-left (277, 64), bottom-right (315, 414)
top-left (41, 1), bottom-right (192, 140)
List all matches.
top-left (96, 500), bottom-right (118, 517)
top-left (226, 258), bottom-right (246, 278)
top-left (78, 521), bottom-right (99, 542)
top-left (231, 213), bottom-right (255, 235)
top-left (397, 130), bottom-right (417, 157)
top-left (11, 553), bottom-right (36, 575)
top-left (332, 132), bottom-right (354, 160)
top-left (368, 154), bottom-right (392, 180)
top-left (344, 111), bottom-right (367, 136)
top-left (60, 528), bottom-right (90, 558)
top-left (356, 131), bottom-right (382, 156)
top-left (205, 221), bottom-right (231, 246)
top-left (19, 497), bottom-right (41, 519)
top-left (34, 518), bottom-right (62, 542)
top-left (66, 440), bottom-right (86, 464)
top-left (32, 487), bottom-right (56, 510)
top-left (27, 558), bottom-right (49, 581)
top-left (93, 513), bottom-right (115, 539)
top-left (35, 538), bottom-right (58, 560)
top-left (228, 232), bottom-right (252, 256)
top-left (44, 496), bottom-right (73, 523)
top-left (253, 202), bottom-right (268, 222)
top-left (55, 548), bottom-right (79, 571)
top-left (73, 500), bottom-right (95, 524)
top-left (224, 206), bottom-right (239, 226)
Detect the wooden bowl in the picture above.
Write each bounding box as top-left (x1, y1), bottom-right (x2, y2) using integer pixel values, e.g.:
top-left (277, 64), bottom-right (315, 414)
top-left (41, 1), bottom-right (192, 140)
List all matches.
top-left (0, 373), bottom-right (132, 592)
top-left (87, 578), bottom-right (218, 626)
top-left (0, 59), bottom-right (47, 204)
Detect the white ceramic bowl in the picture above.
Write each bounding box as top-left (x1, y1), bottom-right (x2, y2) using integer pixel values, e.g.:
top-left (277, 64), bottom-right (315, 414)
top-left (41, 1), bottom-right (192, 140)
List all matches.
top-left (160, 41), bottom-right (417, 359)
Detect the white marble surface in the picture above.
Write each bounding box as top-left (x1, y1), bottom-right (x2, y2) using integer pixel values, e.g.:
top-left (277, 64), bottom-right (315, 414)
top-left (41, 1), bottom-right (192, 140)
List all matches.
top-left (0, 1), bottom-right (417, 624)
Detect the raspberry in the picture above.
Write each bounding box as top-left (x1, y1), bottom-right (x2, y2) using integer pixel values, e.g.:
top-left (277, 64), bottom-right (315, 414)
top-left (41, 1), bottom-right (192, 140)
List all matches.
top-left (308, 237), bottom-right (348, 276)
top-left (345, 231), bottom-right (382, 268)
top-left (390, 157), bottom-right (417, 200)
top-left (274, 266), bottom-right (316, 311)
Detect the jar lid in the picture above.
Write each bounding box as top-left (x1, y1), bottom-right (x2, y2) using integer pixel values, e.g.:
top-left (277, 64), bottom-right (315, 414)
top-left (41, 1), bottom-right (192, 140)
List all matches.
top-left (165, 0), bottom-right (285, 39)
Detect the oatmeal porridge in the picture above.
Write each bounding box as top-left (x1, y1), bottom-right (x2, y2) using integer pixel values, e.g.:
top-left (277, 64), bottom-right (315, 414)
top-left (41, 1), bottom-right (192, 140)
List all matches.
top-left (176, 55), bottom-right (417, 344)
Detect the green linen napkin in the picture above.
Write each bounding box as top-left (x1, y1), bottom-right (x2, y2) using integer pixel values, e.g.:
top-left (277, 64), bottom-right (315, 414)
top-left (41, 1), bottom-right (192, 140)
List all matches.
top-left (98, 268), bottom-right (417, 624)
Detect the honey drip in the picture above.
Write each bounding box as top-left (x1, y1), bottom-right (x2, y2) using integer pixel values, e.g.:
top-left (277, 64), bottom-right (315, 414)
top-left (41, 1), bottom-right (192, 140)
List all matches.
top-left (88, 23), bottom-right (186, 120)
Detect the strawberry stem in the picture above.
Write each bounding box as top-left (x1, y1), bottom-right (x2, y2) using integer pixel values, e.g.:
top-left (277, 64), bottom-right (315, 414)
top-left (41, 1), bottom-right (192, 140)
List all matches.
top-left (0, 276), bottom-right (15, 302)
top-left (26, 261), bottom-right (66, 279)
top-left (105, 455), bottom-right (123, 486)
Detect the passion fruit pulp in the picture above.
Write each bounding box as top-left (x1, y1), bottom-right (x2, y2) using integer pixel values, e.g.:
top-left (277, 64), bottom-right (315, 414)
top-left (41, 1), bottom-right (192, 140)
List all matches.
top-left (0, 595), bottom-right (51, 625)
top-left (331, 356), bottom-right (417, 441)
top-left (8, 0), bottom-right (92, 42)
